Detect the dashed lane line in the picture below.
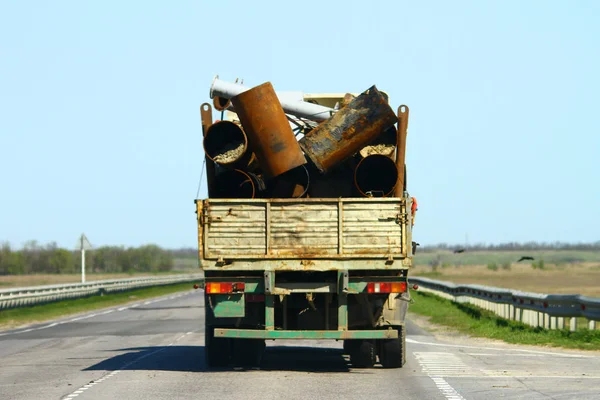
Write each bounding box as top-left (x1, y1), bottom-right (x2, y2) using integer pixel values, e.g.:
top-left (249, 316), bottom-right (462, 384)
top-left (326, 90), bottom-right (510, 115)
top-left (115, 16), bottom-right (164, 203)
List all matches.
top-left (414, 352), bottom-right (468, 399)
top-left (61, 331), bottom-right (194, 399)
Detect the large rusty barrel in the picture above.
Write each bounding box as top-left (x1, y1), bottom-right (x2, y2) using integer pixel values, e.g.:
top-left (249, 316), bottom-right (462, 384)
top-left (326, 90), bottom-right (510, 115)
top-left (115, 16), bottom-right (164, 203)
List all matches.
top-left (230, 82), bottom-right (306, 178)
top-left (211, 169), bottom-right (265, 199)
top-left (203, 121), bottom-right (250, 168)
top-left (299, 85), bottom-right (397, 174)
top-left (354, 154), bottom-right (399, 197)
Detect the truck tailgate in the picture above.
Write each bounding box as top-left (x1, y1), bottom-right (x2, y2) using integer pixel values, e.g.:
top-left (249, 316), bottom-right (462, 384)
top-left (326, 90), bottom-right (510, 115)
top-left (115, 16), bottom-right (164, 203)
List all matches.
top-left (197, 198), bottom-right (411, 261)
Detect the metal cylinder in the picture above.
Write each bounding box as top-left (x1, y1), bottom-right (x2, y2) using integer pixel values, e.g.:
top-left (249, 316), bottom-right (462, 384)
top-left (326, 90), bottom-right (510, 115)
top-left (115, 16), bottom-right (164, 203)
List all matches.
top-left (267, 165), bottom-right (310, 198)
top-left (203, 121), bottom-right (250, 167)
top-left (395, 105), bottom-right (409, 196)
top-left (212, 96), bottom-right (231, 112)
top-left (211, 76), bottom-right (335, 122)
top-left (230, 82), bottom-right (306, 178)
top-left (299, 85), bottom-right (397, 174)
top-left (354, 154), bottom-right (399, 197)
top-left (211, 169), bottom-right (264, 199)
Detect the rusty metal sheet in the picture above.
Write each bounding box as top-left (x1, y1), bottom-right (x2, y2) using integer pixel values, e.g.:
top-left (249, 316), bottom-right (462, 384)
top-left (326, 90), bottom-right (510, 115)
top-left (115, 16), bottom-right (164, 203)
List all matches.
top-left (230, 82), bottom-right (306, 178)
top-left (299, 85), bottom-right (397, 174)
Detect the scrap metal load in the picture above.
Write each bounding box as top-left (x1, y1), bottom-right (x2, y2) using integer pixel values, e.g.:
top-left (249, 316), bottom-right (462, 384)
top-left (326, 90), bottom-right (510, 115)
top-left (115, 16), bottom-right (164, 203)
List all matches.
top-left (200, 77), bottom-right (409, 199)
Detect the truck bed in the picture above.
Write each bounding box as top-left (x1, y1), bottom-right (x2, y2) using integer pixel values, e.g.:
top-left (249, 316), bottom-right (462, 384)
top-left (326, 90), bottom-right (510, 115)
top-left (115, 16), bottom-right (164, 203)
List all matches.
top-left (196, 197), bottom-right (413, 271)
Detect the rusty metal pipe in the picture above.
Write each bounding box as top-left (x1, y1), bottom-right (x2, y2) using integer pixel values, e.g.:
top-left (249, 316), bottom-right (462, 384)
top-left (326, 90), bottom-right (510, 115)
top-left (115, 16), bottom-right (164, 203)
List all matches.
top-left (354, 154), bottom-right (399, 197)
top-left (200, 103), bottom-right (216, 198)
top-left (394, 105), bottom-right (409, 196)
top-left (212, 96), bottom-right (231, 112)
top-left (230, 82), bottom-right (306, 178)
top-left (267, 165), bottom-right (310, 198)
top-left (299, 85), bottom-right (397, 174)
top-left (203, 121), bottom-right (250, 167)
top-left (210, 76), bottom-right (335, 122)
top-left (211, 169), bottom-right (264, 199)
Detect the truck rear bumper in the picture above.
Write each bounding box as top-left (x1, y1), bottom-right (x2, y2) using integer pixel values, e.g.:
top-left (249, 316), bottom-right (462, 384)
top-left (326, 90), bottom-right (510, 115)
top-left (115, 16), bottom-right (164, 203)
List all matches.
top-left (214, 328), bottom-right (398, 340)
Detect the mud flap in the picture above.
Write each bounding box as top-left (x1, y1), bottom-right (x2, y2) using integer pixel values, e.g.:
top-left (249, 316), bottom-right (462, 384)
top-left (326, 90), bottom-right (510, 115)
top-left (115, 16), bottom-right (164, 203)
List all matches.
top-left (212, 294), bottom-right (246, 318)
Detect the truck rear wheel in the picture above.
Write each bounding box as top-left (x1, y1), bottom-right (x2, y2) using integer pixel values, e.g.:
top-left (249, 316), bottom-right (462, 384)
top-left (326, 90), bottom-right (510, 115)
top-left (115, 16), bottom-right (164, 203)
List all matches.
top-left (349, 340), bottom-right (376, 368)
top-left (234, 338), bottom-right (265, 368)
top-left (378, 326), bottom-right (406, 368)
top-left (205, 327), bottom-right (232, 368)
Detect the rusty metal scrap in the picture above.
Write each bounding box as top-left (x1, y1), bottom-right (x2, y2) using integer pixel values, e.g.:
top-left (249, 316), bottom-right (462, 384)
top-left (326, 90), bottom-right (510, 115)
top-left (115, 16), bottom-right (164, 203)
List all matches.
top-left (230, 82), bottom-right (307, 179)
top-left (204, 120), bottom-right (251, 167)
top-left (299, 85), bottom-right (397, 174)
top-left (354, 154), bottom-right (399, 197)
top-left (202, 77), bottom-right (408, 200)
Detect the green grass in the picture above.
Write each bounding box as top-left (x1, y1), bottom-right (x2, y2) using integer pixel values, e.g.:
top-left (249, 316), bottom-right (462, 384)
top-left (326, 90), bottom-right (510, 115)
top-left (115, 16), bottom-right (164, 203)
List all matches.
top-left (409, 291), bottom-right (600, 351)
top-left (0, 282), bottom-right (197, 330)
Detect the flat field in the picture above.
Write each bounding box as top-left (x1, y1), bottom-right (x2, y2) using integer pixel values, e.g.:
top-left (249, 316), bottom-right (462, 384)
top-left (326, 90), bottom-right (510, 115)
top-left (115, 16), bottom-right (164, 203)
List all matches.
top-left (412, 250), bottom-right (600, 297)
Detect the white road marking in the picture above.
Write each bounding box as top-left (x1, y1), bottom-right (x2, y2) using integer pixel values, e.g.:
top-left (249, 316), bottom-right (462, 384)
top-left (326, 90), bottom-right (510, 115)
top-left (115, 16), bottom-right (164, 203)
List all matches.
top-left (0, 291), bottom-right (195, 338)
top-left (407, 338), bottom-right (592, 358)
top-left (414, 352), bottom-right (478, 377)
top-left (465, 352), bottom-right (548, 357)
top-left (61, 331), bottom-right (193, 399)
top-left (414, 353), bottom-right (467, 399)
top-left (431, 377), bottom-right (466, 400)
top-left (68, 314), bottom-right (97, 322)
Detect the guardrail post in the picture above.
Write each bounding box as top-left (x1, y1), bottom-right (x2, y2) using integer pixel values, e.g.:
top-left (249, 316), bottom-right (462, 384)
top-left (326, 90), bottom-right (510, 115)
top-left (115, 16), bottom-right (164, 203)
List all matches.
top-left (558, 317), bottom-right (565, 329)
top-left (589, 320), bottom-right (597, 330)
top-left (550, 316), bottom-right (557, 330)
top-left (569, 317), bottom-right (577, 332)
top-left (543, 313), bottom-right (550, 329)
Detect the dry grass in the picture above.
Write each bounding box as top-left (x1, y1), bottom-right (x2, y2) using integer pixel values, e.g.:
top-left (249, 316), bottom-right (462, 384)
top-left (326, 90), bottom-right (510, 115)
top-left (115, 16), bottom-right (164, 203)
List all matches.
top-left (411, 262), bottom-right (600, 297)
top-left (0, 272), bottom-right (187, 289)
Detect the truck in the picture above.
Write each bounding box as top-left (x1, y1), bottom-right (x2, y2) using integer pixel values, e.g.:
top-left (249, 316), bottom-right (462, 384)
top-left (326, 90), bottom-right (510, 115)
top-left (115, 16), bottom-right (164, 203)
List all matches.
top-left (195, 77), bottom-right (416, 369)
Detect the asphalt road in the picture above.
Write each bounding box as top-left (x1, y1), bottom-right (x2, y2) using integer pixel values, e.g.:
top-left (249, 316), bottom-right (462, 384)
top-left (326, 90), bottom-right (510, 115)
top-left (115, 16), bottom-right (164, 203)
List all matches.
top-left (1, 290), bottom-right (599, 400)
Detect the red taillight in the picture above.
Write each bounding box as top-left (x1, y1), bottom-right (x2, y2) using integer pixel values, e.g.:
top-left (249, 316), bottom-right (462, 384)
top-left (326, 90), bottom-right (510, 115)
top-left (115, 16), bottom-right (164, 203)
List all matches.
top-left (205, 282), bottom-right (245, 294)
top-left (367, 282), bottom-right (407, 293)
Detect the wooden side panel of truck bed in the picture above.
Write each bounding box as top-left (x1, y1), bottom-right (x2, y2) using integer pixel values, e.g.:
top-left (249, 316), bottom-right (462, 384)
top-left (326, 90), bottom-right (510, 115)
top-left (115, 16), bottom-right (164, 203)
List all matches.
top-left (196, 198), bottom-right (412, 267)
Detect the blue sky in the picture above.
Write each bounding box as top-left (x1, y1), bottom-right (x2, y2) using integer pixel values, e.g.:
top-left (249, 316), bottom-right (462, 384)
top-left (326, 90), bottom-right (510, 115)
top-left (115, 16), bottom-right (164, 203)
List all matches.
top-left (1, 1), bottom-right (598, 249)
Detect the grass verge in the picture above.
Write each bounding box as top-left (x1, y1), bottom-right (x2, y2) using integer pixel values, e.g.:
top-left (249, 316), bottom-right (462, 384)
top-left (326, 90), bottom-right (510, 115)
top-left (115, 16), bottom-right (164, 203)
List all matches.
top-left (409, 291), bottom-right (600, 351)
top-left (0, 282), bottom-right (196, 330)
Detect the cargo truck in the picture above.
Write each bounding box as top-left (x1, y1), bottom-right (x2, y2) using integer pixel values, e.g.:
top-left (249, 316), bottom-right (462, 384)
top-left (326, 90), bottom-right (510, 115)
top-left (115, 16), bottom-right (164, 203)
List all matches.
top-left (195, 78), bottom-right (415, 368)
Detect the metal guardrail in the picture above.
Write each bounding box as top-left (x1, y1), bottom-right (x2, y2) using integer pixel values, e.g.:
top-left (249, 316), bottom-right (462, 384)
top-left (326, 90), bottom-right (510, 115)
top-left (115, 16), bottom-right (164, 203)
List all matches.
top-left (0, 274), bottom-right (205, 310)
top-left (410, 277), bottom-right (600, 332)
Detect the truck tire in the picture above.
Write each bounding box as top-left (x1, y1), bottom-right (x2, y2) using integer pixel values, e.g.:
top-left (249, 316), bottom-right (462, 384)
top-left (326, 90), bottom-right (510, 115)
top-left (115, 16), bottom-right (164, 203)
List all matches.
top-left (234, 338), bottom-right (265, 368)
top-left (378, 326), bottom-right (406, 368)
top-left (343, 339), bottom-right (357, 355)
top-left (349, 340), bottom-right (376, 368)
top-left (205, 327), bottom-right (232, 368)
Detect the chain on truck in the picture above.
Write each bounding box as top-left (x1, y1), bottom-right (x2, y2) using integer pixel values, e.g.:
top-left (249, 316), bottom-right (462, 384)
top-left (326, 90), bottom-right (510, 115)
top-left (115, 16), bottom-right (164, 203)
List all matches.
top-left (194, 76), bottom-right (417, 368)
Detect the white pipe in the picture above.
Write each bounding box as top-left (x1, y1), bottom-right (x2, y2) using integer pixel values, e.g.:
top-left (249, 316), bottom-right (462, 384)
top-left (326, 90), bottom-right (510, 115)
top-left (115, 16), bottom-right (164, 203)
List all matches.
top-left (210, 76), bottom-right (335, 122)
